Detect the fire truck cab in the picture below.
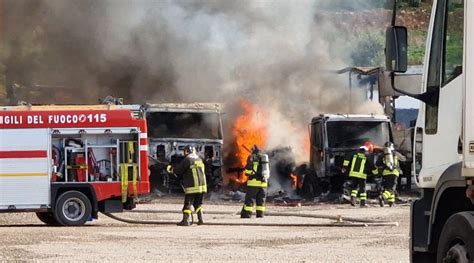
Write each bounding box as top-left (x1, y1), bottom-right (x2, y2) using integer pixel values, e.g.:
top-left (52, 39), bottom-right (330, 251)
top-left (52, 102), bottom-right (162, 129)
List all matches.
top-left (0, 105), bottom-right (149, 226)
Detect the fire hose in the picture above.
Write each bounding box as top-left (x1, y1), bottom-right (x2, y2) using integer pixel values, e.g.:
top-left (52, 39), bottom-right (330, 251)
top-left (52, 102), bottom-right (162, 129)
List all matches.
top-left (102, 210), bottom-right (399, 227)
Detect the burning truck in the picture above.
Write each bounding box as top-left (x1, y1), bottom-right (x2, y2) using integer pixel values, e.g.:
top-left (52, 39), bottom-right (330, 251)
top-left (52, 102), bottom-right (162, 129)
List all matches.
top-left (145, 103), bottom-right (224, 193)
top-left (298, 114), bottom-right (393, 199)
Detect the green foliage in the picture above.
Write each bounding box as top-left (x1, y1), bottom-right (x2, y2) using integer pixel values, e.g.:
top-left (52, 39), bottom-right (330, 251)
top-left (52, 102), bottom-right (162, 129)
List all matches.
top-left (408, 46), bottom-right (425, 64)
top-left (445, 33), bottom-right (463, 73)
top-left (350, 32), bottom-right (385, 67)
top-left (407, 31), bottom-right (427, 64)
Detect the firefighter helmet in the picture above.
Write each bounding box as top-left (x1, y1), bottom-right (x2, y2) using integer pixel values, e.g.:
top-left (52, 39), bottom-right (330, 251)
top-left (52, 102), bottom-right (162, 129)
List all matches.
top-left (183, 145), bottom-right (195, 156)
top-left (384, 141), bottom-right (395, 150)
top-left (251, 145), bottom-right (260, 154)
top-left (359, 146), bottom-right (369, 152)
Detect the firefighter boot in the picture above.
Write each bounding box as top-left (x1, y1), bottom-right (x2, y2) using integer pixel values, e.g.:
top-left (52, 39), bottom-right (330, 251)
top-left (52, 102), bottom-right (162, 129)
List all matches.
top-left (197, 211), bottom-right (204, 225)
top-left (177, 213), bottom-right (191, 226)
top-left (350, 196), bottom-right (356, 207)
top-left (240, 206), bottom-right (251, 218)
top-left (360, 199), bottom-right (367, 208)
top-left (378, 195), bottom-right (385, 207)
top-left (256, 210), bottom-right (264, 218)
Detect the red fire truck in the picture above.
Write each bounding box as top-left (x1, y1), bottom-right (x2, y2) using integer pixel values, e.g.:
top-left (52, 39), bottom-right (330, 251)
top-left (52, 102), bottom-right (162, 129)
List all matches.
top-left (0, 105), bottom-right (149, 226)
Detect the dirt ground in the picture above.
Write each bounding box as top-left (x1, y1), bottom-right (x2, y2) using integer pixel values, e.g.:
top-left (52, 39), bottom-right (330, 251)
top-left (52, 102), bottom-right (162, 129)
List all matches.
top-left (0, 197), bottom-right (410, 262)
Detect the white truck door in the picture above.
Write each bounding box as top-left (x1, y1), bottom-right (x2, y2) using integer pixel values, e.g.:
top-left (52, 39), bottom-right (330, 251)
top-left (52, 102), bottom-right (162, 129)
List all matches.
top-left (0, 129), bottom-right (50, 209)
top-left (463, 1), bottom-right (474, 176)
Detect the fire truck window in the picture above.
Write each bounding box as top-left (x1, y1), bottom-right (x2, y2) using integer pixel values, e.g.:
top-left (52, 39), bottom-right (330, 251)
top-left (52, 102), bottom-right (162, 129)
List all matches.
top-left (147, 112), bottom-right (222, 140)
top-left (326, 121), bottom-right (390, 149)
top-left (425, 0), bottom-right (446, 135)
top-left (442, 0), bottom-right (463, 84)
top-left (312, 122), bottom-right (322, 148)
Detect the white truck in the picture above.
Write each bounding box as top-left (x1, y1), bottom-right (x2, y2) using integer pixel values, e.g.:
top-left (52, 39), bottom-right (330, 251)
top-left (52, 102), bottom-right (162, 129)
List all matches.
top-left (385, 0), bottom-right (472, 261)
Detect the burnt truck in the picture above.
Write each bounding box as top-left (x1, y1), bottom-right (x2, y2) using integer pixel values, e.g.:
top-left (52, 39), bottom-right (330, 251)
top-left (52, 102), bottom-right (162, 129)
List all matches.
top-left (144, 103), bottom-right (224, 193)
top-left (300, 114), bottom-right (393, 198)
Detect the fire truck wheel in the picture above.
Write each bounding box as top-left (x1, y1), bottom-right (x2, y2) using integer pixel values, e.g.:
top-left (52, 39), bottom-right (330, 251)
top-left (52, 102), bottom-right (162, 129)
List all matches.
top-left (437, 212), bottom-right (474, 263)
top-left (54, 191), bottom-right (92, 226)
top-left (35, 212), bottom-right (59, 226)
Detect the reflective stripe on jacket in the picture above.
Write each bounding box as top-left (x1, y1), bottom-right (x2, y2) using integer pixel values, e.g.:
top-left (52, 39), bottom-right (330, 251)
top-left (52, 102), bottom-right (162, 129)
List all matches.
top-left (382, 156), bottom-right (400, 177)
top-left (349, 153), bottom-right (368, 179)
top-left (245, 153), bottom-right (267, 188)
top-left (173, 153), bottom-right (208, 194)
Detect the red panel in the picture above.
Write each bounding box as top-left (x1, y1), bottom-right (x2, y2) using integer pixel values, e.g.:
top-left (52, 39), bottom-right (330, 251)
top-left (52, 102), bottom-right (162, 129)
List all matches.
top-left (0, 150), bottom-right (47, 158)
top-left (0, 110), bottom-right (145, 129)
top-left (140, 138), bottom-right (147, 145)
top-left (140, 151), bottom-right (150, 186)
top-left (92, 182), bottom-right (150, 201)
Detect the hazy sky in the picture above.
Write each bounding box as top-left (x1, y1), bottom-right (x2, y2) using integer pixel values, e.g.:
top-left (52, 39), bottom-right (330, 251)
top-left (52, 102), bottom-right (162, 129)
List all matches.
top-left (396, 96), bottom-right (419, 109)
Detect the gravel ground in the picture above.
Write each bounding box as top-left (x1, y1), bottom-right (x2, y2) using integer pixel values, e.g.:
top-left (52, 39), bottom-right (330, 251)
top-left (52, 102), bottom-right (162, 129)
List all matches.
top-left (0, 197), bottom-right (410, 262)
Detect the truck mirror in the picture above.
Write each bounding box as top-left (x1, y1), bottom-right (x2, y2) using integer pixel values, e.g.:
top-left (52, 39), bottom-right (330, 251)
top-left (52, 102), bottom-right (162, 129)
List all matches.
top-left (385, 26), bottom-right (408, 73)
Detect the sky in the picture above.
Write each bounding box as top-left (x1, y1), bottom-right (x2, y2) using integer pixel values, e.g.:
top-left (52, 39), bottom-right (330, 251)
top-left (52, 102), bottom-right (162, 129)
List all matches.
top-left (396, 95), bottom-right (420, 109)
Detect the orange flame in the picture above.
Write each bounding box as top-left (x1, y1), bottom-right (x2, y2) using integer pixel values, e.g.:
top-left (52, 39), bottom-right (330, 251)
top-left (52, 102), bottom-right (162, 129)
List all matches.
top-left (290, 172), bottom-right (298, 189)
top-left (230, 99), bottom-right (268, 184)
top-left (302, 134), bottom-right (310, 161)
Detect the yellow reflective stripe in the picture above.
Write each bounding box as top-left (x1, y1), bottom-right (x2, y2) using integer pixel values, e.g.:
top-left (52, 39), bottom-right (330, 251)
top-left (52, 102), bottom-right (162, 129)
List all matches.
top-left (388, 192), bottom-right (396, 201)
top-left (132, 164), bottom-right (138, 199)
top-left (349, 173), bottom-right (367, 179)
top-left (120, 163), bottom-right (128, 203)
top-left (244, 169), bottom-right (254, 175)
top-left (359, 192), bottom-right (367, 200)
top-left (256, 206), bottom-right (266, 212)
top-left (349, 155), bottom-right (367, 179)
top-left (0, 173), bottom-right (48, 177)
top-left (185, 185), bottom-right (208, 194)
top-left (246, 178), bottom-right (268, 188)
top-left (359, 157), bottom-right (366, 174)
top-left (183, 209), bottom-right (192, 214)
top-left (195, 207), bottom-right (203, 213)
top-left (127, 141), bottom-right (135, 163)
top-left (351, 190), bottom-right (358, 197)
top-left (243, 205), bottom-right (253, 212)
top-left (372, 168), bottom-right (379, 175)
top-left (383, 191), bottom-right (391, 199)
top-left (253, 161), bottom-right (259, 172)
top-left (191, 167), bottom-right (199, 189)
top-left (343, 160), bottom-right (350, 166)
top-left (383, 169), bottom-right (400, 176)
top-left (191, 160), bottom-right (205, 186)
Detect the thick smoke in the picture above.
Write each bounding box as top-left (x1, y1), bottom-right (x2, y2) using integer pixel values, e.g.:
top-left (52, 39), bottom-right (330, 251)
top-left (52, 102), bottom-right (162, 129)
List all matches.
top-left (3, 0), bottom-right (387, 192)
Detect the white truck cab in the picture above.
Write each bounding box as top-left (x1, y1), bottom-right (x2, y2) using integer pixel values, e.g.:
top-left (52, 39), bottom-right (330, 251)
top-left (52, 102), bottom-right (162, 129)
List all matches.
top-left (386, 0), bottom-right (474, 261)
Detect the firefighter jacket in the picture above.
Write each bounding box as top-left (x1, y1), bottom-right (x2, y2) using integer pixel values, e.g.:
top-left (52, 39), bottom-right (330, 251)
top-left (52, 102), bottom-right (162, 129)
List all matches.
top-left (173, 153), bottom-right (207, 194)
top-left (342, 152), bottom-right (377, 180)
top-left (244, 153), bottom-right (268, 188)
top-left (375, 153), bottom-right (401, 177)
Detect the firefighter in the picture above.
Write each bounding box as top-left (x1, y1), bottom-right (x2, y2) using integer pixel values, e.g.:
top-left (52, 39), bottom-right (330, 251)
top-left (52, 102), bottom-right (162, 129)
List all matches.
top-left (342, 145), bottom-right (377, 207)
top-left (241, 145), bottom-right (270, 218)
top-left (167, 146), bottom-right (207, 226)
top-left (377, 142), bottom-right (401, 207)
